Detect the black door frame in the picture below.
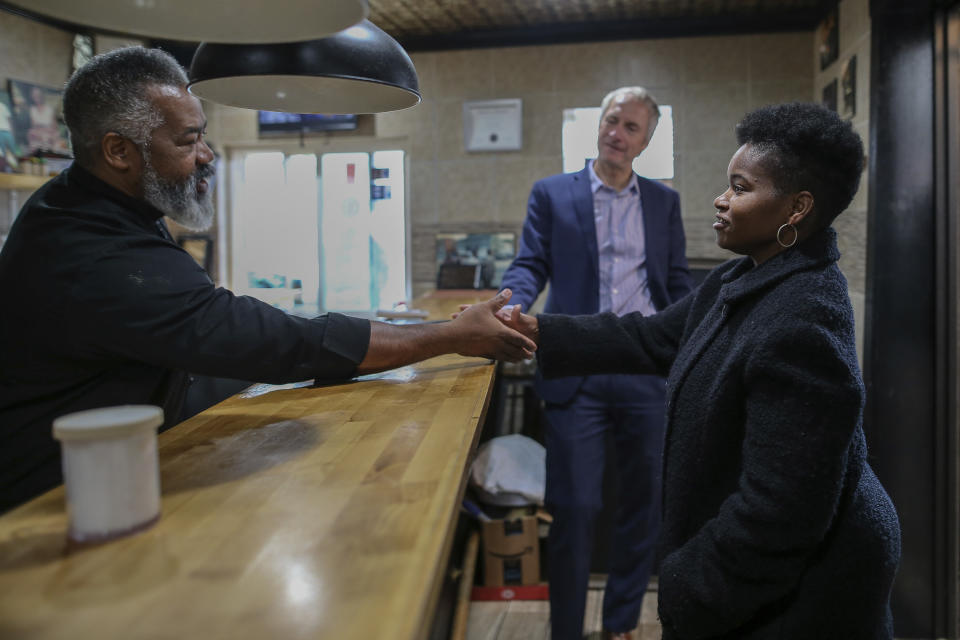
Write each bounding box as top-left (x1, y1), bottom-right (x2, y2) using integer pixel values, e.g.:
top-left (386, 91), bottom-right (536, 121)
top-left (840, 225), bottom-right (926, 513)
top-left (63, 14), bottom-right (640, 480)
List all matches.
top-left (865, 1), bottom-right (959, 637)
top-left (940, 6), bottom-right (960, 636)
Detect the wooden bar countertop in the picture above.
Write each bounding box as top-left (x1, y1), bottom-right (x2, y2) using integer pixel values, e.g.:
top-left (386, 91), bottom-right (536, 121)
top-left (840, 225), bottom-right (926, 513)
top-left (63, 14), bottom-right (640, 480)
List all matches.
top-left (0, 290), bottom-right (500, 640)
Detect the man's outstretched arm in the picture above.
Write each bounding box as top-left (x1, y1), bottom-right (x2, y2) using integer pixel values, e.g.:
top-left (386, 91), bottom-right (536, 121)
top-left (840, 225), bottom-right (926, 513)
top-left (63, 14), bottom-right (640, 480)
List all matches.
top-left (356, 290), bottom-right (536, 375)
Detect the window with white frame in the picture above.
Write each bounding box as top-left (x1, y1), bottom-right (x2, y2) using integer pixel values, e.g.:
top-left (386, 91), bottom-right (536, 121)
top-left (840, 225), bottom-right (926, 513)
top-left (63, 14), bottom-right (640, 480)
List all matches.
top-left (230, 149), bottom-right (407, 315)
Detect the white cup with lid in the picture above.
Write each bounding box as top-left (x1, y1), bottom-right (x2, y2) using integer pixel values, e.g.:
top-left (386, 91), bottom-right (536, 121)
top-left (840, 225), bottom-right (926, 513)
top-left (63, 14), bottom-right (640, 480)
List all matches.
top-left (52, 405), bottom-right (163, 543)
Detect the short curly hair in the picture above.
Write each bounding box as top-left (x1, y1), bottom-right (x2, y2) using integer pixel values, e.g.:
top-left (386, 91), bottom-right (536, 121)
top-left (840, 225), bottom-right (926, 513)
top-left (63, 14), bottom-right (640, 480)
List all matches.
top-left (735, 102), bottom-right (864, 227)
top-left (64, 46), bottom-right (188, 167)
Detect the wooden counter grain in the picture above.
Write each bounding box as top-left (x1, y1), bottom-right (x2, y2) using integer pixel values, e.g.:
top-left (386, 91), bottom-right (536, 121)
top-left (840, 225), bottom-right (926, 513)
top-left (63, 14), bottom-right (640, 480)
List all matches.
top-left (0, 291), bottom-right (500, 640)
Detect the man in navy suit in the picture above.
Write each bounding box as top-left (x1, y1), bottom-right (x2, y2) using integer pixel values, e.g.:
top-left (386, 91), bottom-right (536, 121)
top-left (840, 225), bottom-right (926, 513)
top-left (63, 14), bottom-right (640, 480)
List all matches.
top-left (500, 87), bottom-right (692, 640)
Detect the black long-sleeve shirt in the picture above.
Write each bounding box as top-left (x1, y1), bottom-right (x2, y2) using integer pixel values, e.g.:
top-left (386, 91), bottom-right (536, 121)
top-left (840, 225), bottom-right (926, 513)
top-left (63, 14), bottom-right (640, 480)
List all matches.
top-left (0, 164), bottom-right (370, 512)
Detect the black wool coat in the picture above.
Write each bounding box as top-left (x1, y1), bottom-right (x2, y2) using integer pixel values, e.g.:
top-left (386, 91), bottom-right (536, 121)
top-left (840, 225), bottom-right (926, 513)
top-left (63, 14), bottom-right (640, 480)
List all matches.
top-left (537, 228), bottom-right (900, 639)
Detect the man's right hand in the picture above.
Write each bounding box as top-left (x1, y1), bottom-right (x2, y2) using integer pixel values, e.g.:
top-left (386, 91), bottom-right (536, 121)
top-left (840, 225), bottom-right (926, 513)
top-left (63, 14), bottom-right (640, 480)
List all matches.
top-left (456, 297), bottom-right (540, 347)
top-left (358, 290), bottom-right (535, 374)
top-left (448, 290), bottom-right (537, 361)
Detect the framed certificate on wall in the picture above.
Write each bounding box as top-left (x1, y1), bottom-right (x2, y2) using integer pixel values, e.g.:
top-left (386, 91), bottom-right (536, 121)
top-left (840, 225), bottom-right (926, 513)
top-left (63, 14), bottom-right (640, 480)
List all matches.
top-left (463, 99), bottom-right (522, 152)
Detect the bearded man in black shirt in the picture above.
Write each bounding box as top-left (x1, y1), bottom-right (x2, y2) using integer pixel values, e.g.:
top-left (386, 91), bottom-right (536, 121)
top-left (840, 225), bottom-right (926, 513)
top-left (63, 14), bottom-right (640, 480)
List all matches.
top-left (0, 46), bottom-right (534, 513)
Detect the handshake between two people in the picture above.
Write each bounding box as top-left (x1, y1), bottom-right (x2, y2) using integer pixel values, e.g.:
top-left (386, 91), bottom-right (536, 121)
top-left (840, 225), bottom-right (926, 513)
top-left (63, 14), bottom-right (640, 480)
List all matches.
top-left (451, 289), bottom-right (540, 361)
top-left (358, 289), bottom-right (539, 375)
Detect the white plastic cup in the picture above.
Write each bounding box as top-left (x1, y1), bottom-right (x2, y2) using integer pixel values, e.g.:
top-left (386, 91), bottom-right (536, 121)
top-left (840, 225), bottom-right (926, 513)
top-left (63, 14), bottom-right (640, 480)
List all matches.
top-left (52, 405), bottom-right (163, 543)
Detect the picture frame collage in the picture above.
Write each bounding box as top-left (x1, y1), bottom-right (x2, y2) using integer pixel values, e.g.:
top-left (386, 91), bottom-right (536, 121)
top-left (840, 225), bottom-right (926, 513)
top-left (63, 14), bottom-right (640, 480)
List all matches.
top-left (817, 6), bottom-right (857, 120)
top-left (0, 79), bottom-right (71, 173)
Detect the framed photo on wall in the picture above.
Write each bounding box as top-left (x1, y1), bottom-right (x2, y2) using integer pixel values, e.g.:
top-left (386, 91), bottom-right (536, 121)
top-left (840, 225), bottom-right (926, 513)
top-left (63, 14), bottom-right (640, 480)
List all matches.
top-left (822, 78), bottom-right (839, 113)
top-left (435, 232), bottom-right (516, 290)
top-left (817, 7), bottom-right (839, 71)
top-left (7, 80), bottom-right (71, 156)
top-left (841, 55), bottom-right (857, 119)
top-left (0, 90), bottom-right (21, 172)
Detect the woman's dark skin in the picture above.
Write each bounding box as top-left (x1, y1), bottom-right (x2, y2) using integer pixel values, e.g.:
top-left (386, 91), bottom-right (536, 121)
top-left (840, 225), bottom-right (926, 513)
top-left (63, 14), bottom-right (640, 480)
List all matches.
top-left (713, 143), bottom-right (815, 266)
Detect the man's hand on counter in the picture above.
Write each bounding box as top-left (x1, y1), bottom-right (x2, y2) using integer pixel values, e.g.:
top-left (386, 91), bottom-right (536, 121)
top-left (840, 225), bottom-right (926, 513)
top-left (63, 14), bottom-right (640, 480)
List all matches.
top-left (355, 290), bottom-right (537, 375)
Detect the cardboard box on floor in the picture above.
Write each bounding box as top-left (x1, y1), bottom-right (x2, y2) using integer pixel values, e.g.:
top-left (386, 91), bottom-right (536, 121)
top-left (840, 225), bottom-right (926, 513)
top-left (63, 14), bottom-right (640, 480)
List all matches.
top-left (481, 510), bottom-right (550, 586)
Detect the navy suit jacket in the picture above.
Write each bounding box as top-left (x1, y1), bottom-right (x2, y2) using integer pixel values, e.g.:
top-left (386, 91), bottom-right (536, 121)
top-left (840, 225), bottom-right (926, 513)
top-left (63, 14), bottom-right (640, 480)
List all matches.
top-left (500, 166), bottom-right (692, 404)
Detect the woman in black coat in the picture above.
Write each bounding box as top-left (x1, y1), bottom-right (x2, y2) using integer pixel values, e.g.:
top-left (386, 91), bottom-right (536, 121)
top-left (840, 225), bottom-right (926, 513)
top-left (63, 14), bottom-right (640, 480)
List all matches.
top-left (499, 103), bottom-right (901, 639)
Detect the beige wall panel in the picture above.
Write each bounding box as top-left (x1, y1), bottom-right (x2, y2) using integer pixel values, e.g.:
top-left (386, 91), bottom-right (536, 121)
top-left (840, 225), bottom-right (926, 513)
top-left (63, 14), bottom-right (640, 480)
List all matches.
top-left (833, 206), bottom-right (867, 290)
top-left (94, 34), bottom-right (146, 54)
top-left (520, 93), bottom-right (564, 158)
top-left (218, 106), bottom-right (259, 145)
top-left (680, 147), bottom-right (737, 260)
top-left (0, 14), bottom-right (35, 83)
top-left (851, 36), bottom-right (871, 123)
top-left (840, 0), bottom-right (871, 57)
top-left (684, 83), bottom-right (749, 154)
top-left (551, 89), bottom-right (608, 112)
top-left (435, 98), bottom-right (470, 160)
top-left (409, 160), bottom-right (440, 225)
top-left (850, 120), bottom-right (870, 211)
top-left (408, 100), bottom-right (440, 161)
top-left (435, 157), bottom-right (498, 223)
top-left (491, 47), bottom-right (558, 94)
top-left (547, 42), bottom-right (620, 93)
top-left (749, 32), bottom-right (814, 83)
top-left (409, 52), bottom-right (439, 98)
top-left (0, 14), bottom-right (72, 88)
top-left (493, 156), bottom-right (547, 225)
top-left (376, 102), bottom-right (418, 139)
top-left (750, 80), bottom-right (815, 111)
top-left (616, 38), bottom-right (690, 89)
top-left (524, 155), bottom-right (565, 189)
top-left (682, 36), bottom-right (751, 84)
top-left (434, 49), bottom-right (495, 100)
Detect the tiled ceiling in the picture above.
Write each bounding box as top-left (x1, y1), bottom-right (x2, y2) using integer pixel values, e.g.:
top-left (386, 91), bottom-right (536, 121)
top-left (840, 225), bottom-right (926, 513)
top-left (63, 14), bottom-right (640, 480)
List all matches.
top-left (0, 0), bottom-right (833, 55)
top-left (371, 0), bottom-right (833, 50)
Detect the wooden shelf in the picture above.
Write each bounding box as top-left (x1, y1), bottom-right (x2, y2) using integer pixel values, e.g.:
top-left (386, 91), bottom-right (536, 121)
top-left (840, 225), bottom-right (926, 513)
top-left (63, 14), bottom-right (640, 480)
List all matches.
top-left (0, 173), bottom-right (51, 191)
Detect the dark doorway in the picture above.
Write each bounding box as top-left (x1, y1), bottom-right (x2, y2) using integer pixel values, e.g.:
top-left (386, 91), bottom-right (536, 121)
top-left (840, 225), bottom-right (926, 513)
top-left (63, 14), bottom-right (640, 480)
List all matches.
top-left (865, 1), bottom-right (960, 637)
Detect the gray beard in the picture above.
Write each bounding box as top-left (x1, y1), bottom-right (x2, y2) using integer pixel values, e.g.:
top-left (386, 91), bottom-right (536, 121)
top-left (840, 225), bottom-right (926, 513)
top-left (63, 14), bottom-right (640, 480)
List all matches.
top-left (142, 155), bottom-right (215, 232)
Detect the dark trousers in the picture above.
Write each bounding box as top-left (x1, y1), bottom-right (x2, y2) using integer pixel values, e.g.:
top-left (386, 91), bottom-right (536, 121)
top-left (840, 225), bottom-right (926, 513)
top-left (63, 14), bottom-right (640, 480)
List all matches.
top-left (544, 373), bottom-right (666, 639)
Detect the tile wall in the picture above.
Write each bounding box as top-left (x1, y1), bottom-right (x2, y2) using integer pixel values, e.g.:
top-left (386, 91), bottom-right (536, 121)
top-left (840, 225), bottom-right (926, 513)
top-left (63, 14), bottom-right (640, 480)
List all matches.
top-left (813, 0), bottom-right (870, 356)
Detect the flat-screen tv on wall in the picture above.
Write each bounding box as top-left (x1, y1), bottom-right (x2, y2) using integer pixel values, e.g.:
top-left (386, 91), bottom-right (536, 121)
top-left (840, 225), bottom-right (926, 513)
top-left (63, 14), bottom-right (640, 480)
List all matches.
top-left (257, 111), bottom-right (357, 136)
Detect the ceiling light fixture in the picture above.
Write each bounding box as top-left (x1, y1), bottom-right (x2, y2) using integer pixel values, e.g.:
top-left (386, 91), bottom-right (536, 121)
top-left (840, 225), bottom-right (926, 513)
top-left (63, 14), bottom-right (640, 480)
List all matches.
top-left (187, 21), bottom-right (421, 114)
top-left (3, 0), bottom-right (368, 43)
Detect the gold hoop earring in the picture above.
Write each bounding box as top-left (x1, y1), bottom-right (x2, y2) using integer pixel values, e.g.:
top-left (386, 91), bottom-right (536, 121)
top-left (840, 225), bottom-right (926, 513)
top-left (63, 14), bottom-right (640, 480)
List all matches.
top-left (776, 223), bottom-right (798, 248)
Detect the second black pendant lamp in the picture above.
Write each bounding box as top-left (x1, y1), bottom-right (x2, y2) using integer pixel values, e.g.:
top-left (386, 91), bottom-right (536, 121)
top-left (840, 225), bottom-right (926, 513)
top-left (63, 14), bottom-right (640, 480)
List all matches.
top-left (187, 20), bottom-right (421, 114)
top-left (3, 0), bottom-right (368, 43)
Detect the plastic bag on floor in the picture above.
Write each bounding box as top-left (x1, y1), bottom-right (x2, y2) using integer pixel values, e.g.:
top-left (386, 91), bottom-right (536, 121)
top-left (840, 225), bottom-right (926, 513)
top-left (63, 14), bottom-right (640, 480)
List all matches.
top-left (469, 434), bottom-right (545, 507)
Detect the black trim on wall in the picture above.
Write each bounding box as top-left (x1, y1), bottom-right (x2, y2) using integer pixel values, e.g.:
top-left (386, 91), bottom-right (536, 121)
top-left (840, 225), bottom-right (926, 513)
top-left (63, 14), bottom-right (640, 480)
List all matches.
top-left (865, 0), bottom-right (954, 637)
top-left (940, 7), bottom-right (960, 636)
top-left (398, 10), bottom-right (824, 52)
top-left (932, 9), bottom-right (959, 638)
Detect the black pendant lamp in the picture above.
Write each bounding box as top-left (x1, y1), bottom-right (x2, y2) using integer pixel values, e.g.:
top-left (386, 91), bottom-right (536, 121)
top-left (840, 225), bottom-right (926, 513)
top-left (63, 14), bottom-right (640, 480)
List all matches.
top-left (187, 21), bottom-right (421, 114)
top-left (3, 0), bottom-right (368, 43)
